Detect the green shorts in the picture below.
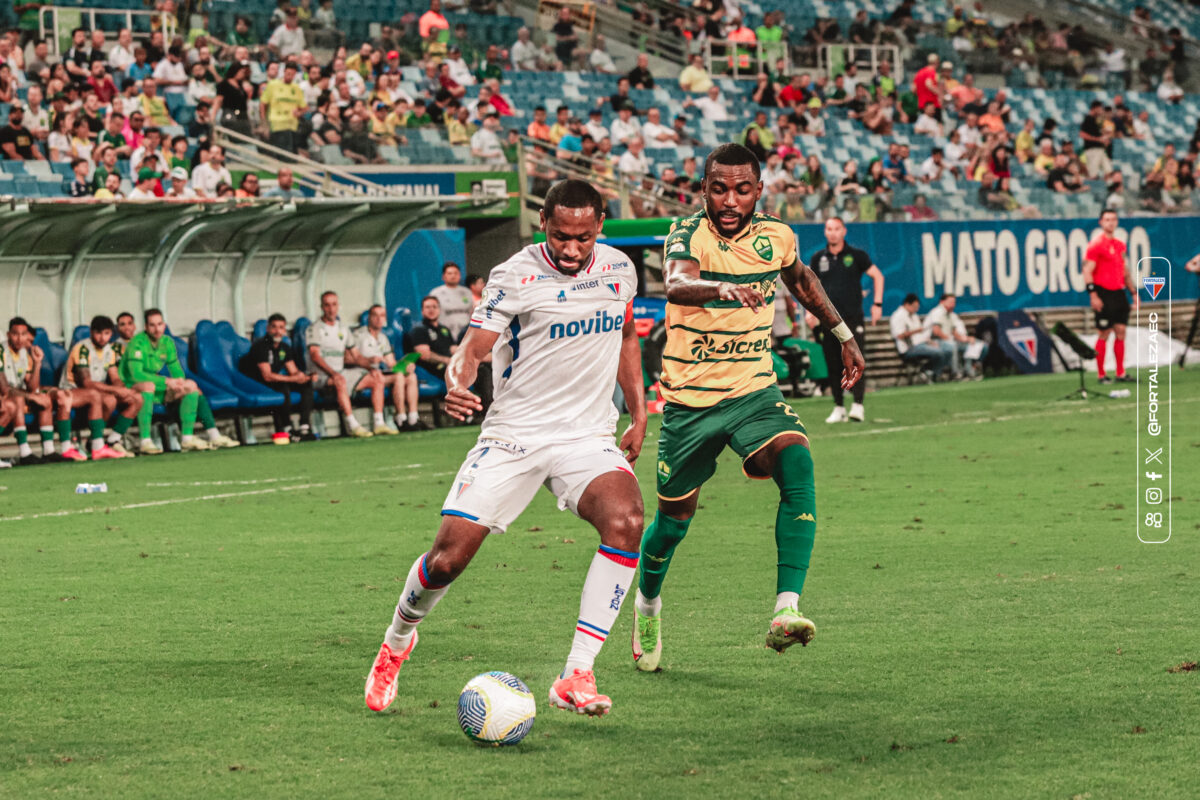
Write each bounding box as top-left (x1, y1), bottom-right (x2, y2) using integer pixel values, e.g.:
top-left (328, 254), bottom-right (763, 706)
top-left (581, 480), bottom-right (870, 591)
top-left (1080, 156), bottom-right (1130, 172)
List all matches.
top-left (655, 384), bottom-right (809, 500)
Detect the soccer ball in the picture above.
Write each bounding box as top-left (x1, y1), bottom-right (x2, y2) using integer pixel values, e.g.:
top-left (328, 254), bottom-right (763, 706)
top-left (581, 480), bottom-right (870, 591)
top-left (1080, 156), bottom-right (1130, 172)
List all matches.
top-left (457, 671), bottom-right (537, 746)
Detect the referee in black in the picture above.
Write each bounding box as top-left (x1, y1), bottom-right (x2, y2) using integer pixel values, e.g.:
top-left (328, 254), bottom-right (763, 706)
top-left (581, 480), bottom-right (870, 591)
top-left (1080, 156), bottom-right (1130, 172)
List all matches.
top-left (806, 216), bottom-right (885, 423)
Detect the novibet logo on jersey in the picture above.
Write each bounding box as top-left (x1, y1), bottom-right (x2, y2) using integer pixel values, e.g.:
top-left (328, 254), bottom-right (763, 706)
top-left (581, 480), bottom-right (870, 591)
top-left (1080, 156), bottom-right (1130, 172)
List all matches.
top-left (549, 310), bottom-right (625, 339)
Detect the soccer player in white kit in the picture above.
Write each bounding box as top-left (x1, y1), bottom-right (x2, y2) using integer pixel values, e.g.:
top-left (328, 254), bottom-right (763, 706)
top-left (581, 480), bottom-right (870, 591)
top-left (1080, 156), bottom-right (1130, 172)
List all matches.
top-left (365, 180), bottom-right (647, 717)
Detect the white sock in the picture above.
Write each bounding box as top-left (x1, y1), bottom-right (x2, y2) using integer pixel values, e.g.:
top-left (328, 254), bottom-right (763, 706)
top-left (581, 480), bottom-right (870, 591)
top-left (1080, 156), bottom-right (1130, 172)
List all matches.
top-left (106, 431), bottom-right (122, 445)
top-left (384, 553), bottom-right (451, 651)
top-left (775, 591), bottom-right (800, 613)
top-left (564, 546), bottom-right (638, 675)
top-left (373, 412), bottom-right (385, 427)
top-left (205, 427), bottom-right (222, 442)
top-left (90, 437), bottom-right (103, 452)
top-left (141, 437), bottom-right (155, 447)
top-left (635, 589), bottom-right (661, 618)
top-left (17, 441), bottom-right (32, 457)
top-left (346, 415), bottom-right (363, 431)
top-left (407, 411), bottom-right (419, 425)
top-left (42, 431), bottom-right (56, 455)
top-left (181, 434), bottom-right (195, 445)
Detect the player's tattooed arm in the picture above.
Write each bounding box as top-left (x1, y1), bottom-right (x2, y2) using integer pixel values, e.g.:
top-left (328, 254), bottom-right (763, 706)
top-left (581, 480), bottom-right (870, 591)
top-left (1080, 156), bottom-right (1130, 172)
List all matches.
top-left (664, 258), bottom-right (765, 309)
top-left (444, 327), bottom-right (501, 421)
top-left (781, 260), bottom-right (842, 329)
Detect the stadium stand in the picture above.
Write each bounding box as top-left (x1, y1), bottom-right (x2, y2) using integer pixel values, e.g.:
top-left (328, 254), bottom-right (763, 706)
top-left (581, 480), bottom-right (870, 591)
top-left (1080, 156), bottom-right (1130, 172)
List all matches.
top-left (0, 0), bottom-right (1195, 459)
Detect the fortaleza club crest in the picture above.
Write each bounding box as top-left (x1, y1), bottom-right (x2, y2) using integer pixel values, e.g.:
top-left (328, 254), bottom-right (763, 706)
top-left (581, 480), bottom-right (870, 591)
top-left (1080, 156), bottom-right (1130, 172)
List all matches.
top-left (751, 235), bottom-right (773, 261)
top-left (602, 275), bottom-right (621, 297)
top-left (1143, 276), bottom-right (1166, 300)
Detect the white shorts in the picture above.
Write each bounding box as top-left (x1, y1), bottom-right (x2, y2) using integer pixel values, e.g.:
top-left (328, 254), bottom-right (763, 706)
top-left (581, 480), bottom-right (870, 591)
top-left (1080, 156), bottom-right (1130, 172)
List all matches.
top-left (441, 437), bottom-right (636, 534)
top-left (310, 369), bottom-right (369, 392)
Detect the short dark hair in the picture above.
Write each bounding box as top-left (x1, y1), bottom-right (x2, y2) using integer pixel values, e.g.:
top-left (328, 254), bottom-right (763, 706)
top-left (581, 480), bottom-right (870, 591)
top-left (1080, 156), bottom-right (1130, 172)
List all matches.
top-left (267, 313), bottom-right (287, 325)
top-left (421, 295), bottom-right (440, 306)
top-left (71, 157), bottom-right (88, 170)
top-left (368, 304), bottom-right (385, 315)
top-left (1099, 209), bottom-right (1118, 219)
top-left (940, 293), bottom-right (956, 301)
top-left (903, 293), bottom-right (920, 305)
top-left (8, 315), bottom-right (30, 332)
top-left (144, 307), bottom-right (164, 323)
top-left (442, 261), bottom-right (460, 274)
top-left (703, 143), bottom-right (761, 182)
top-left (117, 311), bottom-right (134, 323)
top-left (543, 178), bottom-right (604, 221)
top-left (320, 290), bottom-right (337, 302)
top-left (90, 314), bottom-right (114, 333)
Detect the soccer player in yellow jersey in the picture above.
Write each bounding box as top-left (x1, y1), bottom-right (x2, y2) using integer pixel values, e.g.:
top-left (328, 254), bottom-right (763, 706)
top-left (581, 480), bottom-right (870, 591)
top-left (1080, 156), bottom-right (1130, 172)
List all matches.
top-left (632, 144), bottom-right (864, 670)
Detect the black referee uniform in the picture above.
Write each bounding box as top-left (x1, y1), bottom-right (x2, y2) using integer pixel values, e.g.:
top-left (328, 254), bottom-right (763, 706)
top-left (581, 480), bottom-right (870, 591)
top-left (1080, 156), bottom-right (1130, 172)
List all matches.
top-left (809, 242), bottom-right (873, 405)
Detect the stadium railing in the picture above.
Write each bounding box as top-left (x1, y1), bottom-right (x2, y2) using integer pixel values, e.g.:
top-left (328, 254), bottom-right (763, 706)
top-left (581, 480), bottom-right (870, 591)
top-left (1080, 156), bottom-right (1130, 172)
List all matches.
top-left (38, 4), bottom-right (176, 54)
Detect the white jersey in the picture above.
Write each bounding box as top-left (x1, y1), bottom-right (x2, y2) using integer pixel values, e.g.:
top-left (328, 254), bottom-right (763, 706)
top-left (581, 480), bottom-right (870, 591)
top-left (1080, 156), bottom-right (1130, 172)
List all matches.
top-left (2, 345), bottom-right (32, 388)
top-left (469, 242), bottom-right (638, 445)
top-left (307, 318), bottom-right (352, 374)
top-left (428, 284), bottom-right (474, 339)
top-left (353, 328), bottom-right (394, 365)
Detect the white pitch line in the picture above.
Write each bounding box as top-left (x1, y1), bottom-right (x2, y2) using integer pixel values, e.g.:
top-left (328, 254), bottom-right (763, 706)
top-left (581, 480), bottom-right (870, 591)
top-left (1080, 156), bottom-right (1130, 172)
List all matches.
top-left (814, 395), bottom-right (1200, 441)
top-left (146, 476), bottom-right (308, 487)
top-left (0, 482), bottom-right (326, 523)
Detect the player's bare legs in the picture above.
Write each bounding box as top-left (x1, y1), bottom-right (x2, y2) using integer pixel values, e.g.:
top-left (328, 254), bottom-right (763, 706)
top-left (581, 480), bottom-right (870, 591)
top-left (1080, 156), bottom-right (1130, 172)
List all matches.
top-left (17, 390), bottom-right (54, 459)
top-left (64, 386), bottom-right (123, 459)
top-left (747, 435), bottom-right (818, 652)
top-left (359, 370), bottom-right (395, 435)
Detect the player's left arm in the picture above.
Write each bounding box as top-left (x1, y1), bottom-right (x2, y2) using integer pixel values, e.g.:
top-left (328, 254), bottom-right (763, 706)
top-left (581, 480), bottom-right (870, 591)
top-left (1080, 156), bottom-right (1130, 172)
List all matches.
top-left (866, 263), bottom-right (885, 323)
top-left (616, 303), bottom-right (647, 465)
top-left (781, 259), bottom-right (864, 389)
top-left (26, 346), bottom-right (44, 391)
top-left (443, 327), bottom-right (500, 421)
top-left (1124, 253), bottom-right (1140, 309)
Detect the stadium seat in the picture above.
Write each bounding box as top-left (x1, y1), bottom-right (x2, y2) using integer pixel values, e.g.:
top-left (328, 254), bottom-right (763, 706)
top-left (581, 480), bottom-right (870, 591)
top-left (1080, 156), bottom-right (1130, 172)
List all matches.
top-left (173, 335), bottom-right (241, 412)
top-left (191, 319), bottom-right (295, 408)
top-left (290, 317), bottom-right (310, 372)
top-left (33, 328), bottom-right (68, 387)
top-left (71, 325), bottom-right (90, 344)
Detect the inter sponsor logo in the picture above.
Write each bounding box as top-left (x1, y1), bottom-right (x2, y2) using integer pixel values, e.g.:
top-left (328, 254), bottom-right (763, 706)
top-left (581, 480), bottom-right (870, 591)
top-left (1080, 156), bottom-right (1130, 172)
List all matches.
top-left (549, 311), bottom-right (624, 339)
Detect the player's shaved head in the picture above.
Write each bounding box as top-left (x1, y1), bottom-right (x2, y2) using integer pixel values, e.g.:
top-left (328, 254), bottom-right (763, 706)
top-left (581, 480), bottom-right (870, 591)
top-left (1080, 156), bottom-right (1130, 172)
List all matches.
top-left (540, 179), bottom-right (605, 275)
top-left (702, 144), bottom-right (761, 239)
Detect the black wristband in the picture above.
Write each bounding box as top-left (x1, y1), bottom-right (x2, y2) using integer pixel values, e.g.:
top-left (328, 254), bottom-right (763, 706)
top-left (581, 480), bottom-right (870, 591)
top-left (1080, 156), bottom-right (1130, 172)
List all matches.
top-left (872, 302), bottom-right (882, 307)
top-left (1087, 283), bottom-right (1097, 292)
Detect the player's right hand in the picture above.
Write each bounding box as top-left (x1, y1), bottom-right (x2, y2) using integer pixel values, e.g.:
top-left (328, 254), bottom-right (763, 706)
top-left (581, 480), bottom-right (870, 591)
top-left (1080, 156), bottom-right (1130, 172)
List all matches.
top-left (1090, 294), bottom-right (1103, 312)
top-left (444, 387), bottom-right (482, 421)
top-left (718, 282), bottom-right (765, 310)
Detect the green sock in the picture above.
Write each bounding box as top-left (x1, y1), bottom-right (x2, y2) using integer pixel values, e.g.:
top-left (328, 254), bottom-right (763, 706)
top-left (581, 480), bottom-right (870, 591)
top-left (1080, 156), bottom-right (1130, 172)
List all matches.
top-left (39, 426), bottom-right (53, 442)
top-left (15, 427), bottom-right (27, 445)
top-left (773, 444), bottom-right (817, 597)
top-left (88, 418), bottom-right (104, 445)
top-left (638, 511), bottom-right (693, 600)
top-left (138, 393), bottom-right (155, 437)
top-left (179, 392), bottom-right (199, 436)
top-left (54, 418), bottom-right (71, 444)
top-left (197, 396), bottom-right (216, 430)
top-left (113, 415), bottom-right (134, 435)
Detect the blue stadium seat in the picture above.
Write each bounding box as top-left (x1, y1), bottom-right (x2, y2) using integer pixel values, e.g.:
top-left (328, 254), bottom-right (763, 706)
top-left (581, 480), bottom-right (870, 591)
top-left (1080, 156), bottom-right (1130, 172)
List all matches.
top-left (71, 325), bottom-right (90, 344)
top-left (192, 320), bottom-right (298, 408)
top-left (290, 317), bottom-right (311, 372)
top-left (33, 328), bottom-right (68, 387)
top-left (173, 335), bottom-right (241, 412)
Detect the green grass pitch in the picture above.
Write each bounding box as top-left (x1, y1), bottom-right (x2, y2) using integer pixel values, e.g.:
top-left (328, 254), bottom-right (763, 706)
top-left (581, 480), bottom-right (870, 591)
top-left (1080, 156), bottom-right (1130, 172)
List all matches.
top-left (2, 372), bottom-right (1196, 799)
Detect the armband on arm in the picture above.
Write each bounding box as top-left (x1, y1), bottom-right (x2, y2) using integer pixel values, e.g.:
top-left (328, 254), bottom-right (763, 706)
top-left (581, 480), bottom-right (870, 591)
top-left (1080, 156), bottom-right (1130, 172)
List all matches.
top-left (831, 322), bottom-right (854, 343)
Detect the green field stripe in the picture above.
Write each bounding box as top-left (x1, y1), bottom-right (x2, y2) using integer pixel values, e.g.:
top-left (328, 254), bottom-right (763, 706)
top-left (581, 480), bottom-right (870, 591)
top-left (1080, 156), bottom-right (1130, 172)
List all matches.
top-left (671, 323), bottom-right (773, 335)
top-left (699, 269), bottom-right (779, 285)
top-left (663, 355), bottom-right (766, 364)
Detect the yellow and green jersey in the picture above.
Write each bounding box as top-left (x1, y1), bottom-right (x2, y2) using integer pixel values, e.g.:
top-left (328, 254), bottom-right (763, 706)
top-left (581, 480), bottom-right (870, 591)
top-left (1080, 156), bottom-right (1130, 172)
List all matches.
top-left (60, 339), bottom-right (118, 389)
top-left (660, 210), bottom-right (797, 408)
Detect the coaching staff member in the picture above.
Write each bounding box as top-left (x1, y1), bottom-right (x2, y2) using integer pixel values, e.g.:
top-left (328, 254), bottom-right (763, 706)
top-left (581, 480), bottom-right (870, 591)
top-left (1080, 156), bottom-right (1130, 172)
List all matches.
top-left (806, 216), bottom-right (884, 423)
top-left (1083, 209), bottom-right (1138, 384)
